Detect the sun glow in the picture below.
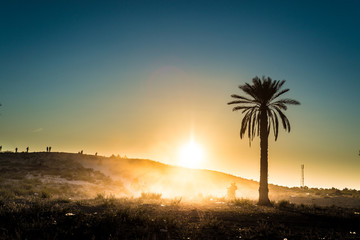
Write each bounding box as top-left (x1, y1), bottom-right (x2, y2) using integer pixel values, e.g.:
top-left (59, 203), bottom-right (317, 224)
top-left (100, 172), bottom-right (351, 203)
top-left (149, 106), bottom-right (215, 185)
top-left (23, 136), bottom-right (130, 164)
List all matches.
top-left (178, 139), bottom-right (204, 169)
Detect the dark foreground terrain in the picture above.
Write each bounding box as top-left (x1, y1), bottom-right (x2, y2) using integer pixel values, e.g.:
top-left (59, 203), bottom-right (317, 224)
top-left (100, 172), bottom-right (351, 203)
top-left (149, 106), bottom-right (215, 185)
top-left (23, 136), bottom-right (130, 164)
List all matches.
top-left (0, 197), bottom-right (360, 240)
top-left (1, 152), bottom-right (360, 239)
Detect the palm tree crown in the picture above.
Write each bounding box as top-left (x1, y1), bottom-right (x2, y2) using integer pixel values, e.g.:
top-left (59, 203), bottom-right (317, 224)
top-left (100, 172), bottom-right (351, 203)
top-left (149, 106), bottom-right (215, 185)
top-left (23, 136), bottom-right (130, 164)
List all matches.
top-left (228, 76), bottom-right (300, 142)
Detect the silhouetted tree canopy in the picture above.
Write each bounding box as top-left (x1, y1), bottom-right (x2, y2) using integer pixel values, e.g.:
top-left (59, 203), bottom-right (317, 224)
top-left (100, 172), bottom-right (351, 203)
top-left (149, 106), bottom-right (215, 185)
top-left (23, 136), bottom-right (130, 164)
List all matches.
top-left (228, 76), bottom-right (300, 142)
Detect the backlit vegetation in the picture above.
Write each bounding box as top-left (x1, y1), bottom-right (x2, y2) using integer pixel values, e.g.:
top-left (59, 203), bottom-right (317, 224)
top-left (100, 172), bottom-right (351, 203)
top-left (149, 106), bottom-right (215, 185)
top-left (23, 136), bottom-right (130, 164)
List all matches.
top-left (0, 152), bottom-right (360, 239)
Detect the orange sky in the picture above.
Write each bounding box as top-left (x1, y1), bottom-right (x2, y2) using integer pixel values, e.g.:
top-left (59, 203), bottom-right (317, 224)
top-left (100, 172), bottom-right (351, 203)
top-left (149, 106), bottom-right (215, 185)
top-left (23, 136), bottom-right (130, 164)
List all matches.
top-left (1, 67), bottom-right (359, 190)
top-left (1, 1), bottom-right (360, 190)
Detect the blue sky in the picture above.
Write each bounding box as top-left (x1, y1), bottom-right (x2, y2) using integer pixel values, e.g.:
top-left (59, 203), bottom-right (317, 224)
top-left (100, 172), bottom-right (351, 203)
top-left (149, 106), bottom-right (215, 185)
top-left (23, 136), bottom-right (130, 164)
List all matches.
top-left (1, 1), bottom-right (360, 189)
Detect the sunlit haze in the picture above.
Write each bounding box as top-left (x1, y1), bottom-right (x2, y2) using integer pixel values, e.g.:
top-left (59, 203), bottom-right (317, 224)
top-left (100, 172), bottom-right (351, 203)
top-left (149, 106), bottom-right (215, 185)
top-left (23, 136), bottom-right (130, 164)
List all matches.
top-left (178, 138), bottom-right (204, 169)
top-left (0, 1), bottom-right (360, 191)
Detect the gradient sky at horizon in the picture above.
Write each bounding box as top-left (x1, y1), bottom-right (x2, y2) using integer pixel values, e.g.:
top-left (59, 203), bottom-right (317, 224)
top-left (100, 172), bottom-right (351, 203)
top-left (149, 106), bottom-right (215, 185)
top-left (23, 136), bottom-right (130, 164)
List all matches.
top-left (1, 1), bottom-right (360, 190)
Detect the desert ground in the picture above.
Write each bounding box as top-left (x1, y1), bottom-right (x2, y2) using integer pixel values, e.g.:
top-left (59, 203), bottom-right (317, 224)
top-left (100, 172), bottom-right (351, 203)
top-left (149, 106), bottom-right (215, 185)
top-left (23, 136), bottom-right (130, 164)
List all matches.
top-left (0, 152), bottom-right (359, 239)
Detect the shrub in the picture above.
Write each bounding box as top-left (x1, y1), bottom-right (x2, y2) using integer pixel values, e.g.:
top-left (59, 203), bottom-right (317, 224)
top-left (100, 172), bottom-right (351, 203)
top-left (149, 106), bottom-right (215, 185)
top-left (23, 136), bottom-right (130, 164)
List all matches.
top-left (0, 188), bottom-right (15, 200)
top-left (277, 200), bottom-right (294, 209)
top-left (140, 192), bottom-right (162, 200)
top-left (170, 197), bottom-right (182, 206)
top-left (95, 193), bottom-right (105, 200)
top-left (40, 190), bottom-right (52, 199)
top-left (231, 198), bottom-right (254, 207)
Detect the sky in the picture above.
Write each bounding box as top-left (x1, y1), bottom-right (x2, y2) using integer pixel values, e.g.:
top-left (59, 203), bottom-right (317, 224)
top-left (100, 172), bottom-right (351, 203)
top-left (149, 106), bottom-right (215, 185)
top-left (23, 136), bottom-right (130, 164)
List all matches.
top-left (1, 0), bottom-right (360, 190)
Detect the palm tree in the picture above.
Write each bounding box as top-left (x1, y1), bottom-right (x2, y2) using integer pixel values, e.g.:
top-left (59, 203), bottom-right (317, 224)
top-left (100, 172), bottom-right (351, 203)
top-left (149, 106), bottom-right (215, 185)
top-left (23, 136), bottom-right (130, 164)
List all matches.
top-left (228, 76), bottom-right (300, 205)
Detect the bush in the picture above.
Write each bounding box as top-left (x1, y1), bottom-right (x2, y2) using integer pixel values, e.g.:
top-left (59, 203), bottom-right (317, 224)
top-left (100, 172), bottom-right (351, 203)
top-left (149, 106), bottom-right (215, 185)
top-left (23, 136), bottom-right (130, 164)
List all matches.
top-left (95, 193), bottom-right (105, 200)
top-left (0, 188), bottom-right (15, 199)
top-left (140, 192), bottom-right (162, 200)
top-left (40, 190), bottom-right (52, 199)
top-left (231, 198), bottom-right (254, 207)
top-left (277, 200), bottom-right (294, 209)
top-left (170, 197), bottom-right (182, 206)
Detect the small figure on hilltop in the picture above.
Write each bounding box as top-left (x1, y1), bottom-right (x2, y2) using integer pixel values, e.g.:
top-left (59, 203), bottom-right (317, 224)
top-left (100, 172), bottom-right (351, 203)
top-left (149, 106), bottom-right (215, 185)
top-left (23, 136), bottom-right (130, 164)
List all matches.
top-left (15, 147), bottom-right (18, 153)
top-left (46, 147), bottom-right (48, 152)
top-left (0, 146), bottom-right (2, 152)
top-left (227, 182), bottom-right (237, 200)
top-left (49, 146), bottom-right (51, 152)
top-left (26, 147), bottom-right (29, 153)
top-left (95, 152), bottom-right (97, 156)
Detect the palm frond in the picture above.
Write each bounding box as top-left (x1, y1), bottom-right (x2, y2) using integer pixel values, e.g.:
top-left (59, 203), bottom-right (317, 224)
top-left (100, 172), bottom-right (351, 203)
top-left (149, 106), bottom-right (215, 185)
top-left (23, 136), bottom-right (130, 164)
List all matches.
top-left (228, 100), bottom-right (253, 105)
top-left (272, 102), bottom-right (288, 110)
top-left (271, 89), bottom-right (289, 101)
top-left (273, 98), bottom-right (300, 105)
top-left (242, 106), bottom-right (256, 113)
top-left (269, 109), bottom-right (280, 140)
top-left (233, 106), bottom-right (247, 111)
top-left (230, 94), bottom-right (254, 102)
top-left (273, 106), bottom-right (291, 132)
top-left (240, 111), bottom-right (251, 139)
top-left (229, 76), bottom-right (299, 142)
top-left (277, 80), bottom-right (286, 89)
top-left (251, 113), bottom-right (256, 140)
top-left (240, 83), bottom-right (260, 102)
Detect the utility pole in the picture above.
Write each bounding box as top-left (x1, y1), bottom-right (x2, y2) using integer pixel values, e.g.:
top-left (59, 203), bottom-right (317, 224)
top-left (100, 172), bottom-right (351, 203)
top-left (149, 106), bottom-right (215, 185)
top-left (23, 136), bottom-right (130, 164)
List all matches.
top-left (301, 164), bottom-right (305, 188)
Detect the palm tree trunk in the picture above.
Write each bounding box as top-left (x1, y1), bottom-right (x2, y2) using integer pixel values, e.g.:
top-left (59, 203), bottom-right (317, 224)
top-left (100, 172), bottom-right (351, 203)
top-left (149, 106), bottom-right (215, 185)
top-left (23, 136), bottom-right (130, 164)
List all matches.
top-left (258, 108), bottom-right (271, 206)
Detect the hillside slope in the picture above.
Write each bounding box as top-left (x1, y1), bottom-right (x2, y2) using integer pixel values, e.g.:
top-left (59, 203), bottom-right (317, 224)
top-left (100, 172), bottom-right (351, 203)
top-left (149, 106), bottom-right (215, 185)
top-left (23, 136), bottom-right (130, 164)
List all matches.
top-left (1, 152), bottom-right (359, 207)
top-left (0, 152), bottom-right (270, 199)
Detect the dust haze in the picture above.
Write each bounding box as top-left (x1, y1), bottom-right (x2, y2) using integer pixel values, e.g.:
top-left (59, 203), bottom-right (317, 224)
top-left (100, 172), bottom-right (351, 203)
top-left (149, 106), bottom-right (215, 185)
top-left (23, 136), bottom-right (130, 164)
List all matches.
top-left (0, 152), bottom-right (268, 200)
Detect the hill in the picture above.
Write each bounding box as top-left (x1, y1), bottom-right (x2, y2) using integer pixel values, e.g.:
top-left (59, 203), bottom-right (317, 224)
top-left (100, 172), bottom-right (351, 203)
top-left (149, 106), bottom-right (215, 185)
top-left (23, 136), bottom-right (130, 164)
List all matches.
top-left (1, 152), bottom-right (360, 207)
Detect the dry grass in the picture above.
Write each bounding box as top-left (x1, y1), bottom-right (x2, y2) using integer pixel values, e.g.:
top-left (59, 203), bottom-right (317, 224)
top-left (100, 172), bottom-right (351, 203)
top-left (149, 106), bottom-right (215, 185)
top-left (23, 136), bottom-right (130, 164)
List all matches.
top-left (1, 152), bottom-right (360, 239)
top-left (0, 197), bottom-right (359, 239)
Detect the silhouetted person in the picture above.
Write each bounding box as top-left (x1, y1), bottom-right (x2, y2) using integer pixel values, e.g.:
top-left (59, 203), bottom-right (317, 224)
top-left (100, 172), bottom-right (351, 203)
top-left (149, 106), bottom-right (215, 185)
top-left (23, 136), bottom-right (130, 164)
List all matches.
top-left (15, 147), bottom-right (18, 153)
top-left (227, 182), bottom-right (237, 199)
top-left (0, 146), bottom-right (2, 152)
top-left (26, 147), bottom-right (29, 153)
top-left (49, 147), bottom-right (51, 152)
top-left (46, 147), bottom-right (48, 152)
top-left (95, 152), bottom-right (97, 156)
top-left (80, 150), bottom-right (83, 154)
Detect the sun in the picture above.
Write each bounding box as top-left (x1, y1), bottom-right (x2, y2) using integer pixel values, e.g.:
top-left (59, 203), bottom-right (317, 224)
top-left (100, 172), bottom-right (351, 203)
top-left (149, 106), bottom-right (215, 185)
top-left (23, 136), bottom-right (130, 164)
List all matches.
top-left (178, 139), bottom-right (204, 169)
